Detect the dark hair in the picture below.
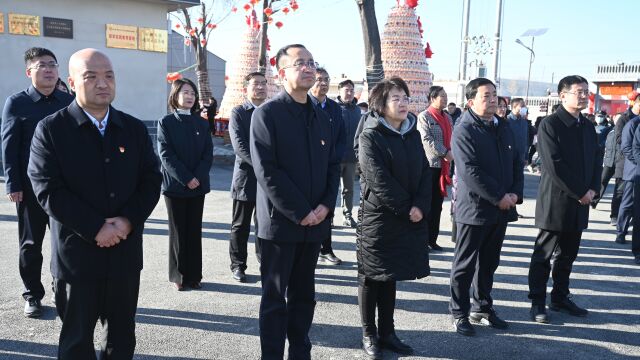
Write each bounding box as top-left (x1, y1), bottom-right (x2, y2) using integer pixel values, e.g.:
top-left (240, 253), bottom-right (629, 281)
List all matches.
top-left (24, 47), bottom-right (57, 65)
top-left (465, 77), bottom-right (496, 100)
top-left (427, 86), bottom-right (445, 102)
top-left (510, 97), bottom-right (524, 107)
top-left (338, 79), bottom-right (354, 89)
top-left (315, 67), bottom-right (328, 76)
top-left (357, 102), bottom-right (368, 109)
top-left (168, 78), bottom-right (199, 113)
top-left (448, 102), bottom-right (457, 107)
top-left (275, 44), bottom-right (306, 70)
top-left (244, 71), bottom-right (266, 87)
top-left (56, 78), bottom-right (70, 93)
top-left (551, 103), bottom-right (561, 113)
top-left (498, 96), bottom-right (508, 107)
top-left (557, 75), bottom-right (588, 94)
top-left (368, 76), bottom-right (410, 117)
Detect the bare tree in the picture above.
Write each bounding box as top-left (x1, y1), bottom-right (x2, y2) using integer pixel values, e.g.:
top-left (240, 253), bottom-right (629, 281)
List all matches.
top-left (257, 0), bottom-right (298, 73)
top-left (356, 0), bottom-right (384, 87)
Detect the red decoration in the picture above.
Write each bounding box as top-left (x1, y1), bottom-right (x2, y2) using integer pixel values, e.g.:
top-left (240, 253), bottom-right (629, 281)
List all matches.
top-left (290, 1), bottom-right (299, 11)
top-left (243, 4), bottom-right (251, 11)
top-left (245, 16), bottom-right (251, 25)
top-left (200, 39), bottom-right (207, 46)
top-left (184, 38), bottom-right (191, 46)
top-left (282, 7), bottom-right (290, 14)
top-left (166, 72), bottom-right (182, 83)
top-left (424, 43), bottom-right (433, 58)
top-left (175, 23), bottom-right (181, 29)
top-left (207, 23), bottom-right (217, 29)
top-left (628, 90), bottom-right (640, 101)
top-left (270, 56), bottom-right (276, 66)
top-left (225, 75), bottom-right (229, 81)
top-left (197, 17), bottom-right (204, 23)
top-left (188, 28), bottom-right (196, 36)
top-left (232, 6), bottom-right (238, 13)
top-left (405, 0), bottom-right (419, 8)
top-left (250, 0), bottom-right (259, 4)
top-left (266, 37), bottom-right (271, 51)
top-left (275, 21), bottom-right (283, 29)
top-left (264, 8), bottom-right (273, 16)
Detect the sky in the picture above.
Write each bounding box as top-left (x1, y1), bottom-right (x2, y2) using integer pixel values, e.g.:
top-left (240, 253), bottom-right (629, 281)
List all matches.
top-left (176, 0), bottom-right (638, 89)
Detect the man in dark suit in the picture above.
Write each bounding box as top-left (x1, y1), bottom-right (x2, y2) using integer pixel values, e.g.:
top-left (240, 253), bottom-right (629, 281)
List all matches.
top-left (228, 71), bottom-right (268, 282)
top-left (616, 113), bottom-right (640, 244)
top-left (449, 77), bottom-right (523, 336)
top-left (528, 75), bottom-right (601, 323)
top-left (2, 47), bottom-right (74, 317)
top-left (27, 48), bottom-right (161, 359)
top-left (309, 67), bottom-right (346, 265)
top-left (250, 44), bottom-right (340, 360)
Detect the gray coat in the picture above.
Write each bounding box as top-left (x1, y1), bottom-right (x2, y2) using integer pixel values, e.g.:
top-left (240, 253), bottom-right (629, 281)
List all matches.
top-left (603, 129), bottom-right (616, 168)
top-left (417, 109), bottom-right (453, 168)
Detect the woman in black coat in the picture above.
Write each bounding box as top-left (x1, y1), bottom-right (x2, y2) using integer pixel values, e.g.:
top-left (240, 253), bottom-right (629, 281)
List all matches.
top-left (158, 78), bottom-right (213, 291)
top-left (356, 77), bottom-right (431, 359)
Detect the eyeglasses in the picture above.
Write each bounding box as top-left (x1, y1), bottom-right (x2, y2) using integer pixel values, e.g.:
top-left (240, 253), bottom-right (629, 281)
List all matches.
top-left (315, 77), bottom-right (330, 83)
top-left (281, 60), bottom-right (319, 71)
top-left (30, 62), bottom-right (59, 71)
top-left (563, 90), bottom-right (589, 97)
top-left (389, 96), bottom-right (411, 104)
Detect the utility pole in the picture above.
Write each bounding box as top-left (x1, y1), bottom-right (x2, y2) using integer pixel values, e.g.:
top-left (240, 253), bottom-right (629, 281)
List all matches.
top-left (492, 0), bottom-right (503, 88)
top-left (457, 0), bottom-right (471, 105)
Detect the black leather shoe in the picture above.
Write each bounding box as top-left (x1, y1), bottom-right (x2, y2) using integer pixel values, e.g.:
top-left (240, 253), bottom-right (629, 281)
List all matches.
top-left (24, 299), bottom-right (42, 318)
top-left (470, 308), bottom-right (508, 329)
top-left (635, 255), bottom-right (640, 265)
top-left (452, 317), bottom-right (475, 336)
top-left (379, 332), bottom-right (413, 355)
top-left (610, 218), bottom-right (617, 226)
top-left (615, 236), bottom-right (627, 244)
top-left (362, 336), bottom-right (382, 359)
top-left (549, 296), bottom-right (588, 317)
top-left (319, 252), bottom-right (342, 265)
top-left (429, 243), bottom-right (443, 251)
top-left (530, 304), bottom-right (549, 323)
top-left (232, 269), bottom-right (246, 283)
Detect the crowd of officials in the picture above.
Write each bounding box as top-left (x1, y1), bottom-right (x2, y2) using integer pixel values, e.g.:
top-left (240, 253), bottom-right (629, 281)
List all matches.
top-left (1, 44), bottom-right (636, 360)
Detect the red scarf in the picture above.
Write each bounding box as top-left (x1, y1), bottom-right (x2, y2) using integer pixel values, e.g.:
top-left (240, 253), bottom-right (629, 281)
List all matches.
top-left (427, 106), bottom-right (452, 196)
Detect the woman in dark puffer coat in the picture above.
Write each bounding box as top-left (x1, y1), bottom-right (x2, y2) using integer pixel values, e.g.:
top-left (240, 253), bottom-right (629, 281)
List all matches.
top-left (356, 77), bottom-right (431, 359)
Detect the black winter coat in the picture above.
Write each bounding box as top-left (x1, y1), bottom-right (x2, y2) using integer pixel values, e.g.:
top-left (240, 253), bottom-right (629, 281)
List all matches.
top-left (535, 105), bottom-right (601, 232)
top-left (157, 112), bottom-right (213, 198)
top-left (452, 109), bottom-right (523, 225)
top-left (357, 112), bottom-right (431, 283)
top-left (337, 96), bottom-right (362, 163)
top-left (229, 102), bottom-right (257, 201)
top-left (614, 108), bottom-right (637, 178)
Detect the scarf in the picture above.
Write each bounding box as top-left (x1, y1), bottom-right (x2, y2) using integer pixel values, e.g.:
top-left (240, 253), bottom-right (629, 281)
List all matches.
top-left (428, 106), bottom-right (453, 196)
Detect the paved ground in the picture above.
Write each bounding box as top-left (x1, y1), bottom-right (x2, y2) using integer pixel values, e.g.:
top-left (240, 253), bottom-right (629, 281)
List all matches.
top-left (0, 164), bottom-right (639, 360)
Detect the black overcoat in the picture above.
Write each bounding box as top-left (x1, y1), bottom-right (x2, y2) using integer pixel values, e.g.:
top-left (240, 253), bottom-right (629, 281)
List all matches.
top-left (229, 102), bottom-right (258, 202)
top-left (535, 105), bottom-right (601, 232)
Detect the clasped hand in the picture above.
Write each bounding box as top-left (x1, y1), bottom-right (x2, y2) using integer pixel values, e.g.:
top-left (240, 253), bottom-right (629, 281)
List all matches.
top-left (95, 217), bottom-right (132, 248)
top-left (578, 189), bottom-right (596, 206)
top-left (498, 193), bottom-right (518, 210)
top-left (300, 205), bottom-right (330, 226)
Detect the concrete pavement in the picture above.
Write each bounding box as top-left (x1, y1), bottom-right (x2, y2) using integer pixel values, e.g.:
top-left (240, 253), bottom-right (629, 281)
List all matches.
top-left (0, 166), bottom-right (639, 359)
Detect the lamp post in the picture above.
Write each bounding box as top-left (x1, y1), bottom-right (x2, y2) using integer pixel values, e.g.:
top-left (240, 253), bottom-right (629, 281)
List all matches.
top-left (515, 28), bottom-right (548, 103)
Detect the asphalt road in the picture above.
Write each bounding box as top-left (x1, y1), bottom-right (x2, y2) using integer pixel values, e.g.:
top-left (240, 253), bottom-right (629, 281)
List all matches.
top-left (0, 165), bottom-right (638, 359)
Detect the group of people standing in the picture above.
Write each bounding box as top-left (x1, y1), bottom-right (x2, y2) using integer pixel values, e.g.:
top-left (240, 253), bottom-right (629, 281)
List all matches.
top-left (0, 43), bottom-right (612, 360)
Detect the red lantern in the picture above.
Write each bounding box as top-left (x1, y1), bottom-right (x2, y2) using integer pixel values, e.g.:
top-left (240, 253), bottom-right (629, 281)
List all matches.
top-left (166, 72), bottom-right (182, 83)
top-left (282, 7), bottom-right (290, 14)
top-left (243, 4), bottom-right (251, 11)
top-left (188, 28), bottom-right (196, 37)
top-left (270, 56), bottom-right (276, 66)
top-left (290, 0), bottom-right (299, 11)
top-left (207, 23), bottom-right (217, 29)
top-left (197, 17), bottom-right (204, 23)
top-left (275, 21), bottom-right (283, 29)
top-left (424, 43), bottom-right (433, 58)
top-left (175, 23), bottom-right (181, 29)
top-left (184, 38), bottom-right (191, 46)
top-left (200, 39), bottom-right (207, 46)
top-left (231, 6), bottom-right (238, 13)
top-left (405, 0), bottom-right (419, 8)
top-left (264, 7), bottom-right (273, 16)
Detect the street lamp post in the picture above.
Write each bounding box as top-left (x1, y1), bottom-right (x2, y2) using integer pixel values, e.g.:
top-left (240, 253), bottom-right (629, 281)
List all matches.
top-left (515, 28), bottom-right (548, 104)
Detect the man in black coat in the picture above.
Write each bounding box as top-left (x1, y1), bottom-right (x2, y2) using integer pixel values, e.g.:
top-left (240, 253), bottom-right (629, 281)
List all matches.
top-left (450, 78), bottom-right (523, 336)
top-left (228, 72), bottom-right (268, 282)
top-left (27, 49), bottom-right (161, 359)
top-left (2, 47), bottom-right (74, 317)
top-left (616, 114), bottom-right (640, 244)
top-left (309, 67), bottom-right (345, 265)
top-left (528, 75), bottom-right (601, 324)
top-left (336, 79), bottom-right (362, 228)
top-left (630, 122), bottom-right (640, 264)
top-left (250, 44), bottom-right (340, 360)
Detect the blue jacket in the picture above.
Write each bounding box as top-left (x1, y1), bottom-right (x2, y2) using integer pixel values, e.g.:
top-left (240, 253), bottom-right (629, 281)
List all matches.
top-left (620, 116), bottom-right (640, 181)
top-left (507, 112), bottom-right (529, 163)
top-left (452, 109), bottom-right (524, 225)
top-left (229, 102), bottom-right (257, 201)
top-left (157, 112), bottom-right (212, 197)
top-left (27, 101), bottom-right (161, 281)
top-left (337, 96), bottom-right (361, 163)
top-left (311, 95), bottom-right (346, 161)
top-left (2, 86), bottom-right (73, 194)
top-left (250, 91), bottom-right (341, 243)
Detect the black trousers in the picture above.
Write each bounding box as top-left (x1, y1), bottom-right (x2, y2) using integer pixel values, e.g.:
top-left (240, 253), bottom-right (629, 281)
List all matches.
top-left (259, 240), bottom-right (321, 360)
top-left (632, 181), bottom-right (640, 257)
top-left (594, 166), bottom-right (614, 207)
top-left (165, 195), bottom-right (205, 285)
top-left (229, 199), bottom-right (261, 271)
top-left (528, 144), bottom-right (537, 164)
top-left (58, 275), bottom-right (140, 360)
top-left (611, 178), bottom-right (625, 220)
top-left (16, 188), bottom-right (49, 301)
top-left (449, 222), bottom-right (507, 318)
top-left (428, 169), bottom-right (444, 246)
top-left (528, 229), bottom-right (581, 305)
top-left (320, 215), bottom-right (335, 255)
top-left (358, 278), bottom-right (396, 338)
top-left (616, 180), bottom-right (634, 240)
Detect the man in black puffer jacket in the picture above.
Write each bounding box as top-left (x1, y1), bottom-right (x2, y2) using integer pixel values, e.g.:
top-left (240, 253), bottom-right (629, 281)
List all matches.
top-left (449, 78), bottom-right (524, 337)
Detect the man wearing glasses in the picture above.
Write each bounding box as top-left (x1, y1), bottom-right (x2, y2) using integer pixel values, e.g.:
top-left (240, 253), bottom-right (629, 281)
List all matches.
top-left (250, 44), bottom-right (340, 360)
top-left (528, 75), bottom-right (601, 323)
top-left (2, 47), bottom-right (73, 317)
top-left (309, 67), bottom-right (346, 265)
